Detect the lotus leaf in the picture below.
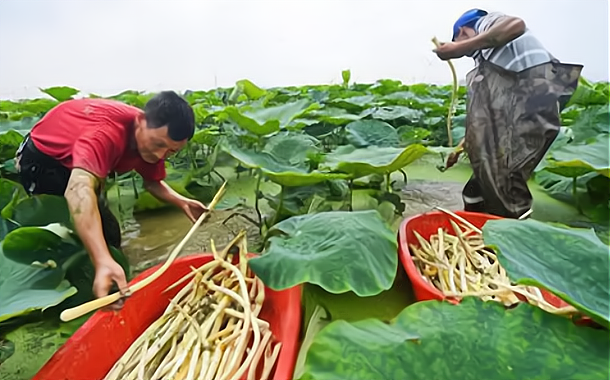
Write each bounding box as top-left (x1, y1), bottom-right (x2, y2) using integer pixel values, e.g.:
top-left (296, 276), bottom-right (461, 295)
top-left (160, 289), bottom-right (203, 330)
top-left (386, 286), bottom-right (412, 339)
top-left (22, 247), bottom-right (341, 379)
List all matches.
top-left (372, 105), bottom-right (424, 122)
top-left (249, 210), bottom-right (398, 296)
top-left (544, 135), bottom-right (609, 178)
top-left (3, 194), bottom-right (72, 229)
top-left (39, 86), bottom-right (79, 102)
top-left (345, 120), bottom-right (399, 148)
top-left (323, 144), bottom-right (428, 178)
top-left (0, 130), bottom-right (24, 162)
top-left (299, 298), bottom-right (610, 380)
top-left (224, 99), bottom-right (319, 135)
top-left (0, 246), bottom-right (77, 324)
top-left (483, 218), bottom-right (610, 327)
top-left (223, 134), bottom-right (349, 186)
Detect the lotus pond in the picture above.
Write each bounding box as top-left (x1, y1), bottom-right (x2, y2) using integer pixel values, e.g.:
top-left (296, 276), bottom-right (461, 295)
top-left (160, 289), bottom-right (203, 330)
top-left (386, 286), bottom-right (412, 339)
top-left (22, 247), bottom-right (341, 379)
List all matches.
top-left (0, 74), bottom-right (609, 379)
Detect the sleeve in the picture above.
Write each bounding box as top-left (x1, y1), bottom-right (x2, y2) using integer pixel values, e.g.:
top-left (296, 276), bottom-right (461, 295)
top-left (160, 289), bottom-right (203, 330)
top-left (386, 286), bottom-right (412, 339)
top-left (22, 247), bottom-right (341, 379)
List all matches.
top-left (136, 160), bottom-right (167, 182)
top-left (476, 12), bottom-right (509, 33)
top-left (71, 123), bottom-right (123, 179)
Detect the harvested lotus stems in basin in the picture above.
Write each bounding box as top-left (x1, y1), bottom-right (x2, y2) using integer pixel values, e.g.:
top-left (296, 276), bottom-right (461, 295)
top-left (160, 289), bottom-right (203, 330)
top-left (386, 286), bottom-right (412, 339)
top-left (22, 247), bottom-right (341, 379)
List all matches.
top-left (103, 231), bottom-right (281, 380)
top-left (409, 209), bottom-right (578, 316)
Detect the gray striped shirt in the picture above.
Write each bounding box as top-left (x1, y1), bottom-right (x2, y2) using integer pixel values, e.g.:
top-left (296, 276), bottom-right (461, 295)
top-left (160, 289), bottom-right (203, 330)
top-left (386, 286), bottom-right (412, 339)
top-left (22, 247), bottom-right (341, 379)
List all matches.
top-left (473, 12), bottom-right (555, 72)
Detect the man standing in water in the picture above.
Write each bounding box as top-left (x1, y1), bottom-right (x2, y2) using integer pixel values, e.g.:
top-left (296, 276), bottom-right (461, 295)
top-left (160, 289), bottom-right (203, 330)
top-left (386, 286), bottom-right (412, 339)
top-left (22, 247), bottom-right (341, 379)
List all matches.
top-left (433, 9), bottom-right (582, 218)
top-left (15, 91), bottom-right (208, 309)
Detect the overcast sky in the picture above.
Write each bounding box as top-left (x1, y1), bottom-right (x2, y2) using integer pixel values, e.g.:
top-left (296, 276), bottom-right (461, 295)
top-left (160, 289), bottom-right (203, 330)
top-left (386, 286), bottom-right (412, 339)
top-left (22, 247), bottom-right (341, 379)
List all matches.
top-left (0, 0), bottom-right (607, 100)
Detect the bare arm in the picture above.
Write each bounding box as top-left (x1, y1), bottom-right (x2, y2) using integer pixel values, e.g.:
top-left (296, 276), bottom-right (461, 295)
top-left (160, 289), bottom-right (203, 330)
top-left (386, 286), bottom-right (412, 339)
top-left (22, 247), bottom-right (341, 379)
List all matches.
top-left (144, 180), bottom-right (209, 223)
top-left (143, 180), bottom-right (189, 207)
top-left (465, 16), bottom-right (526, 51)
top-left (64, 168), bottom-right (112, 267)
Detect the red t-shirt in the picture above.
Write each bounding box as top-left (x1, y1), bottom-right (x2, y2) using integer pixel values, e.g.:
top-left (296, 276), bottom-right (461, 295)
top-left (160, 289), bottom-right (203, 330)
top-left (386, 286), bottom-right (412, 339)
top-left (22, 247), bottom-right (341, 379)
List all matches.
top-left (30, 98), bottom-right (166, 182)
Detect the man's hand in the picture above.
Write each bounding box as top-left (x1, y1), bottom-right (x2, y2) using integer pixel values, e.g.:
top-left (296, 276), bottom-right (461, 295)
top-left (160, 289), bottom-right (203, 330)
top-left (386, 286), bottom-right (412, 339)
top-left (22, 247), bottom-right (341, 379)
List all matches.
top-left (433, 41), bottom-right (470, 60)
top-left (445, 150), bottom-right (462, 169)
top-left (180, 198), bottom-right (209, 223)
top-left (143, 180), bottom-right (209, 223)
top-left (93, 258), bottom-right (130, 311)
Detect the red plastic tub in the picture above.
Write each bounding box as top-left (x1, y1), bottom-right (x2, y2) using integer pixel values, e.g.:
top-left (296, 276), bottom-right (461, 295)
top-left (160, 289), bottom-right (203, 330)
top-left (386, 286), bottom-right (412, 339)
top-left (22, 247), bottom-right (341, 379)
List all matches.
top-left (32, 253), bottom-right (302, 380)
top-left (398, 210), bottom-right (570, 309)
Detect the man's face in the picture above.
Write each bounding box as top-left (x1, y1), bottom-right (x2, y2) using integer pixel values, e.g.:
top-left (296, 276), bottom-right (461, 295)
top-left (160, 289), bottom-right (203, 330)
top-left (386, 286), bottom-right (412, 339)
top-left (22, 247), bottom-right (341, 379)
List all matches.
top-left (454, 26), bottom-right (477, 42)
top-left (134, 116), bottom-right (186, 163)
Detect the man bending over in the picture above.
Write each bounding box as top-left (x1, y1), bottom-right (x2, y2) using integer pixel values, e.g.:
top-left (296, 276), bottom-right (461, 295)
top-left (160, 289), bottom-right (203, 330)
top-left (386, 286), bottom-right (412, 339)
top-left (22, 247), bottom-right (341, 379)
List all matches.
top-left (15, 91), bottom-right (208, 308)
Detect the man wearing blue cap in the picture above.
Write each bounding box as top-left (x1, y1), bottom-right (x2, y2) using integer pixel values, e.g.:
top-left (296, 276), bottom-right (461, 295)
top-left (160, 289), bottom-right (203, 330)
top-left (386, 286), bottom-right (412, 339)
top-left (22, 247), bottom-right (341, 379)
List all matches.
top-left (433, 9), bottom-right (583, 218)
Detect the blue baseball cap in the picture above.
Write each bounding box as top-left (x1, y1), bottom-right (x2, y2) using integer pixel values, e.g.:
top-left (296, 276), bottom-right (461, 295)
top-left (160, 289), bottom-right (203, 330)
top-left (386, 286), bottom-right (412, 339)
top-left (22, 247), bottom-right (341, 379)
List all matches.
top-left (452, 9), bottom-right (488, 41)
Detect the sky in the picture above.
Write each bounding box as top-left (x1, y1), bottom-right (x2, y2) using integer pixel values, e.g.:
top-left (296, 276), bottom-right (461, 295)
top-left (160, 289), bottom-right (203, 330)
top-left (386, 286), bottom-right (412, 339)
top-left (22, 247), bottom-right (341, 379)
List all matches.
top-left (0, 0), bottom-right (608, 100)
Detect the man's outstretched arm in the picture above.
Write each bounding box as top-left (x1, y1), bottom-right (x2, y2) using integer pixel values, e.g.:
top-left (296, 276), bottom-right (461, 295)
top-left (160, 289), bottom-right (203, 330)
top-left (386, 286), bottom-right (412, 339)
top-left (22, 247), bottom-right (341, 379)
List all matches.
top-left (64, 168), bottom-right (129, 303)
top-left (466, 15), bottom-right (526, 51)
top-left (143, 179), bottom-right (209, 223)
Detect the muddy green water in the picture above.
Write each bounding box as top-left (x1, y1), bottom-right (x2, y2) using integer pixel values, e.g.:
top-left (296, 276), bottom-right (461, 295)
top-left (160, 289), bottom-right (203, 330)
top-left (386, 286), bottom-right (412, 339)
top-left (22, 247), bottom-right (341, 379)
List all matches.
top-left (0, 157), bottom-right (593, 380)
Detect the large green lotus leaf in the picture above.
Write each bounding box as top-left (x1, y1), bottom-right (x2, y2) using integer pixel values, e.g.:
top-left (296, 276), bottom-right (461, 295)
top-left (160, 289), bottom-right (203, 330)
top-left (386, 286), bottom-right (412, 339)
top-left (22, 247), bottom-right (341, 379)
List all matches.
top-left (482, 218), bottom-right (610, 327)
top-left (381, 91), bottom-right (446, 110)
top-left (309, 107), bottom-right (373, 126)
top-left (107, 90), bottom-right (154, 108)
top-left (183, 90), bottom-right (225, 106)
top-left (533, 170), bottom-right (609, 225)
top-left (345, 120), bottom-right (400, 148)
top-left (0, 246), bottom-right (77, 324)
top-left (0, 99), bottom-right (56, 120)
top-left (39, 86), bottom-right (79, 102)
top-left (191, 127), bottom-right (221, 147)
top-left (223, 134), bottom-right (349, 186)
top-left (265, 171), bottom-right (350, 187)
top-left (0, 180), bottom-right (27, 240)
top-left (191, 103), bottom-right (211, 124)
top-left (299, 298), bottom-right (610, 380)
top-left (263, 133), bottom-right (319, 165)
top-left (266, 184), bottom-right (331, 217)
top-left (3, 194), bottom-right (72, 229)
top-left (0, 159), bottom-right (17, 175)
top-left (249, 210), bottom-right (398, 296)
top-left (223, 133), bottom-right (315, 172)
top-left (368, 79), bottom-right (406, 95)
top-left (2, 224), bottom-right (82, 266)
top-left (235, 79), bottom-right (267, 100)
top-left (0, 118), bottom-right (40, 134)
top-left (287, 118), bottom-right (319, 131)
top-left (0, 130), bottom-right (24, 162)
top-left (372, 105), bottom-right (424, 122)
top-left (329, 95), bottom-right (378, 112)
top-left (323, 144), bottom-right (428, 178)
top-left (224, 99), bottom-right (319, 135)
top-left (397, 126), bottom-right (432, 145)
top-left (224, 106), bottom-right (279, 135)
top-left (303, 123), bottom-right (341, 140)
top-left (544, 135), bottom-right (609, 178)
top-left (567, 105), bottom-right (609, 143)
top-left (566, 77), bottom-right (610, 107)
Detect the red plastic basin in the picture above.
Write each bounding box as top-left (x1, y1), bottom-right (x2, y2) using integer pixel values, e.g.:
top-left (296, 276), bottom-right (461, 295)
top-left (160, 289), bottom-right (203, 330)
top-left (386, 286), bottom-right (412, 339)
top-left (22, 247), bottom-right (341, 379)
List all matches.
top-left (32, 253), bottom-right (302, 380)
top-left (398, 210), bottom-right (571, 308)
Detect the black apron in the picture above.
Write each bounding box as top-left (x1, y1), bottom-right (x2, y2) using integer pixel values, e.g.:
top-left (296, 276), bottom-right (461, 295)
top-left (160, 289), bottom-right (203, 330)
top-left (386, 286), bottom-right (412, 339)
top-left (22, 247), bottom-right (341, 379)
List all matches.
top-left (15, 134), bottom-right (122, 248)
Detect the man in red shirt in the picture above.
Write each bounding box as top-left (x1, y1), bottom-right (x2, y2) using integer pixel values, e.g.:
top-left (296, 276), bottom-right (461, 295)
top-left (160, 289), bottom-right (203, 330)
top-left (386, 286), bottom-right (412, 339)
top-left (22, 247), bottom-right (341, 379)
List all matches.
top-left (15, 91), bottom-right (208, 309)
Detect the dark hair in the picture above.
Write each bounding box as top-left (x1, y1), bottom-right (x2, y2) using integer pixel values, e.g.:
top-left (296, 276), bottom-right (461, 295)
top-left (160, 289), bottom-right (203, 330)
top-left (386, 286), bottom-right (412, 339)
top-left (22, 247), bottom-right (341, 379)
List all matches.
top-left (144, 91), bottom-right (195, 141)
